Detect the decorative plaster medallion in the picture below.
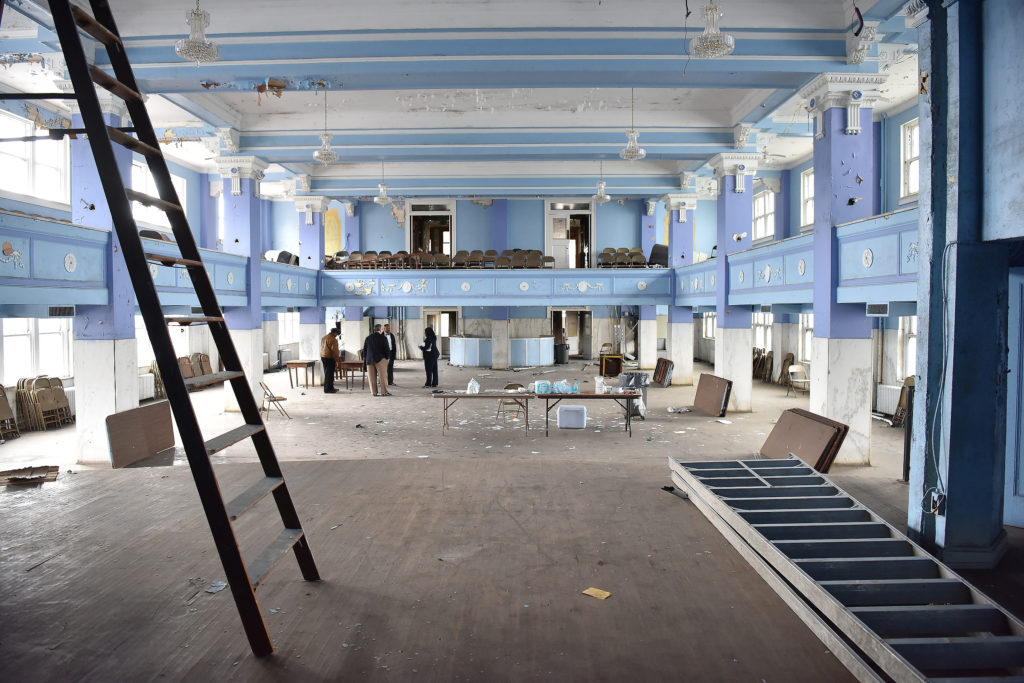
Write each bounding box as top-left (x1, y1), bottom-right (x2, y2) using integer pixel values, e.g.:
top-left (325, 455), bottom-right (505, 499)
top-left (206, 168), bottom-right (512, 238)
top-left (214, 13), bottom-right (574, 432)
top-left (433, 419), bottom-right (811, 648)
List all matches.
top-left (852, 90), bottom-right (863, 100)
top-left (286, 277), bottom-right (293, 291)
top-left (763, 265), bottom-right (772, 282)
top-left (797, 258), bottom-right (806, 276)
top-left (265, 275), bottom-right (272, 287)
top-left (149, 264), bottom-right (159, 278)
top-left (637, 281), bottom-right (647, 291)
top-left (460, 281), bottom-right (471, 292)
top-left (345, 282), bottom-right (355, 292)
top-left (680, 280), bottom-right (686, 291)
top-left (401, 281), bottom-right (413, 294)
top-left (577, 281), bottom-right (588, 293)
top-left (862, 248), bottom-right (874, 268)
top-left (693, 277), bottom-right (700, 290)
top-left (64, 252), bottom-right (76, 273)
top-left (305, 281), bottom-right (311, 292)
top-left (738, 270), bottom-right (745, 283)
top-left (226, 271), bottom-right (234, 285)
top-left (906, 242), bottom-right (919, 263)
top-left (519, 281), bottom-right (530, 291)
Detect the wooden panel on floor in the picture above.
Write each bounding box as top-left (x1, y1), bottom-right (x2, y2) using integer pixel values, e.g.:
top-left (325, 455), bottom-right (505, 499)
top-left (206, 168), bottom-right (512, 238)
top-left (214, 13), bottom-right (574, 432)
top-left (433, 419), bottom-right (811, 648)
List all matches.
top-left (0, 458), bottom-right (855, 681)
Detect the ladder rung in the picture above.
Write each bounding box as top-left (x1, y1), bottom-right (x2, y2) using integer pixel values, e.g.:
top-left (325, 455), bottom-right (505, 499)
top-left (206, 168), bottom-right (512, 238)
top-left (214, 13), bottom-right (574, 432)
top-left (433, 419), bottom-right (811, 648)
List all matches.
top-left (0, 92), bottom-right (77, 100)
top-left (165, 316), bottom-right (224, 326)
top-left (72, 6), bottom-right (123, 47)
top-left (126, 189), bottom-right (182, 214)
top-left (145, 252), bottom-right (203, 268)
top-left (108, 126), bottom-right (160, 157)
top-left (226, 476), bottom-right (283, 521)
top-left (185, 371), bottom-right (244, 389)
top-left (206, 423), bottom-right (265, 456)
top-left (249, 529), bottom-right (304, 589)
top-left (88, 64), bottom-right (142, 102)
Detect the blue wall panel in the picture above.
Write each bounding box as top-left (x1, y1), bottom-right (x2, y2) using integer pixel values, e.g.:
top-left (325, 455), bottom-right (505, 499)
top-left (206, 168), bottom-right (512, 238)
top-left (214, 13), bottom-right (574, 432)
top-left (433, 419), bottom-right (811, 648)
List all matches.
top-left (361, 201), bottom-right (406, 253)
top-left (507, 199), bottom-right (544, 251)
top-left (595, 199), bottom-right (640, 251)
top-left (270, 199), bottom-right (299, 252)
top-left (455, 200), bottom-right (491, 252)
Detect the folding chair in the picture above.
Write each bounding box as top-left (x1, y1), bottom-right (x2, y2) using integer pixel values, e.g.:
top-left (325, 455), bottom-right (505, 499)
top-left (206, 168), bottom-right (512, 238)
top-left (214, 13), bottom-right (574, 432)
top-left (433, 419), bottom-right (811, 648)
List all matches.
top-left (786, 365), bottom-right (810, 396)
top-left (496, 383), bottom-right (525, 421)
top-left (260, 382), bottom-right (291, 419)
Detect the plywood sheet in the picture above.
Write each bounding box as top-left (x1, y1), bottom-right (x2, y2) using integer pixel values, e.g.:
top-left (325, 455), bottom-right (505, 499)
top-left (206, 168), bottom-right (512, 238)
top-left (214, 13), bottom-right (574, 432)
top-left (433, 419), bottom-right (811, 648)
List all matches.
top-left (693, 373), bottom-right (733, 417)
top-left (759, 409), bottom-right (841, 469)
top-left (790, 408), bottom-right (850, 473)
top-left (105, 401), bottom-right (175, 469)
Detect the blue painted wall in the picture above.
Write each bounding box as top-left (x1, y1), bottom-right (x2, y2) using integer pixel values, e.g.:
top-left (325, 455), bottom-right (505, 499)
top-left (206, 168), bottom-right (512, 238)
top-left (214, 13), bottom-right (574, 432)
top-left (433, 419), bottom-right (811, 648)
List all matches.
top-left (880, 104), bottom-right (920, 213)
top-left (507, 199), bottom-right (544, 251)
top-left (695, 198), bottom-right (717, 257)
top-left (509, 306), bottom-right (548, 319)
top-left (462, 306), bottom-right (491, 319)
top-left (360, 201), bottom-right (406, 252)
top-left (596, 199), bottom-right (641, 251)
top-left (0, 195), bottom-right (71, 222)
top-left (455, 200), bottom-right (491, 252)
top-left (269, 199), bottom-right (298, 252)
top-left (165, 160), bottom-right (201, 237)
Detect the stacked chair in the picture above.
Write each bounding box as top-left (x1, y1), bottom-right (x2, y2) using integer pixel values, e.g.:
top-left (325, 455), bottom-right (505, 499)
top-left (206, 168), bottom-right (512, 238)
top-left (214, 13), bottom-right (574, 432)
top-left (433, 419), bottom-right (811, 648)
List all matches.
top-left (14, 376), bottom-right (74, 432)
top-left (0, 385), bottom-right (21, 440)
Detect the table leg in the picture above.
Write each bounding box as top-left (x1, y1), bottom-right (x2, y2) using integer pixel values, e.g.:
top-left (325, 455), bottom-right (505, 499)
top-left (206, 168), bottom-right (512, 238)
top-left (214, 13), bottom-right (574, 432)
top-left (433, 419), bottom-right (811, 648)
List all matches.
top-left (626, 397), bottom-right (632, 437)
top-left (288, 367), bottom-right (295, 388)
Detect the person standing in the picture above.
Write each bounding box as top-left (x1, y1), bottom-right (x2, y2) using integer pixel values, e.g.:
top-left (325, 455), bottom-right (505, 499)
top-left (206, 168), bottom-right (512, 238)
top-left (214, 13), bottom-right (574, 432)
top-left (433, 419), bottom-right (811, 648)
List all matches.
top-left (383, 323), bottom-right (398, 386)
top-left (363, 324), bottom-right (391, 396)
top-left (320, 328), bottom-right (342, 394)
top-left (419, 326), bottom-right (440, 388)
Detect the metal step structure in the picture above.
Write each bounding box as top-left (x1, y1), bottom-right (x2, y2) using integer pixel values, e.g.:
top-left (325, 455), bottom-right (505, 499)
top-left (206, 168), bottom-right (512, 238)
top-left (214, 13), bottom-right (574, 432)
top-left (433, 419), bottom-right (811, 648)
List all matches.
top-left (668, 456), bottom-right (1024, 682)
top-left (25, 0), bottom-right (321, 656)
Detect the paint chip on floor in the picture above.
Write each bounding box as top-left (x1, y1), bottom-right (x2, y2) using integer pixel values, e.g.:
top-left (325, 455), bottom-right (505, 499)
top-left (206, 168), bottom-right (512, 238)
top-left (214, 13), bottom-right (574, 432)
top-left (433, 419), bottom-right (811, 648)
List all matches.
top-left (582, 587), bottom-right (611, 600)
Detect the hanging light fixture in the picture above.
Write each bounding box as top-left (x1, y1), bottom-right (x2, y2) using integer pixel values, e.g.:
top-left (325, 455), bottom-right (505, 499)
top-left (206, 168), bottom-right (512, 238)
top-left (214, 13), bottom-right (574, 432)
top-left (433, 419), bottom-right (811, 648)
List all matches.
top-left (689, 1), bottom-right (736, 59)
top-left (312, 89), bottom-right (338, 166)
top-left (619, 89), bottom-right (646, 161)
top-left (593, 161), bottom-right (611, 204)
top-left (174, 0), bottom-right (220, 66)
top-left (373, 161), bottom-right (391, 205)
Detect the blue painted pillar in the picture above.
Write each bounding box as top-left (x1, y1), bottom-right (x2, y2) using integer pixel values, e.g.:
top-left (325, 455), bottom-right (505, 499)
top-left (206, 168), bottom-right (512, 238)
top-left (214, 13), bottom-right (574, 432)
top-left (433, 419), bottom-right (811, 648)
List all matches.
top-left (295, 196), bottom-right (329, 269)
top-left (802, 74), bottom-right (886, 465)
top-left (215, 157), bottom-right (268, 406)
top-left (199, 173), bottom-right (218, 249)
top-left (710, 155), bottom-right (757, 411)
top-left (668, 194), bottom-right (698, 268)
top-left (70, 106), bottom-right (139, 463)
top-left (640, 201), bottom-right (658, 258)
top-left (907, 1), bottom-right (1008, 567)
top-left (490, 199), bottom-right (509, 253)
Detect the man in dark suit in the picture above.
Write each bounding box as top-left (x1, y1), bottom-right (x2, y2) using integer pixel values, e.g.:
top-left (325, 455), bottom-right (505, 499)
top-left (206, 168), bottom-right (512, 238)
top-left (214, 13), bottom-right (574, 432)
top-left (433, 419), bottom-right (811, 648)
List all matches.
top-left (362, 324), bottom-right (391, 396)
top-left (383, 323), bottom-right (398, 386)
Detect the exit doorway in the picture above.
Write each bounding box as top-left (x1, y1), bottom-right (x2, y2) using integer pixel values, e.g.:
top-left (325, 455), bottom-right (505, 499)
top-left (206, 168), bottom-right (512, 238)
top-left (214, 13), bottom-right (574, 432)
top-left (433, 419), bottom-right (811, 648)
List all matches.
top-left (423, 308), bottom-right (458, 358)
top-left (552, 309), bottom-right (593, 359)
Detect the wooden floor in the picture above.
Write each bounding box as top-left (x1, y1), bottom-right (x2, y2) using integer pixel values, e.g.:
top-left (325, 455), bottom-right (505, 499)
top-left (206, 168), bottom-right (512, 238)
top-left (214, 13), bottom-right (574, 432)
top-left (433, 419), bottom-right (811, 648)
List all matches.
top-left (1, 457), bottom-right (854, 681)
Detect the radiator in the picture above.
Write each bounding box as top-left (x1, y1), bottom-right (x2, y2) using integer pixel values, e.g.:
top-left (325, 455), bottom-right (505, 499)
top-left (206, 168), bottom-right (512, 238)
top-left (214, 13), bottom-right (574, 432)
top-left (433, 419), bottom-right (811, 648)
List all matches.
top-left (64, 386), bottom-right (76, 416)
top-left (138, 373), bottom-right (155, 401)
top-left (875, 384), bottom-right (902, 415)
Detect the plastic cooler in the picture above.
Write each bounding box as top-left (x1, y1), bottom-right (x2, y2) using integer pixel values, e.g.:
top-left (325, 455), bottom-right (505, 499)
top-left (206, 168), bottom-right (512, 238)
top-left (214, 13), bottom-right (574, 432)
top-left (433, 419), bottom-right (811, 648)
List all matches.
top-left (557, 405), bottom-right (587, 429)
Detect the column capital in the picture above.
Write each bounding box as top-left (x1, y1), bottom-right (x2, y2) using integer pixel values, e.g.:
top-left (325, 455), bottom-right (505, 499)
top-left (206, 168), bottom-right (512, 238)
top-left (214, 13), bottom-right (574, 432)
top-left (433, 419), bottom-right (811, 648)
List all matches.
top-left (708, 153), bottom-right (760, 194)
top-left (695, 176), bottom-right (720, 200)
top-left (644, 200), bottom-right (658, 216)
top-left (661, 193), bottom-right (699, 217)
top-left (214, 156), bottom-right (268, 196)
top-left (904, 0), bottom-right (929, 29)
top-left (799, 73), bottom-right (888, 138)
top-left (294, 195), bottom-right (331, 224)
top-left (846, 20), bottom-right (879, 65)
top-left (216, 127), bottom-right (240, 154)
top-left (733, 123), bottom-right (754, 149)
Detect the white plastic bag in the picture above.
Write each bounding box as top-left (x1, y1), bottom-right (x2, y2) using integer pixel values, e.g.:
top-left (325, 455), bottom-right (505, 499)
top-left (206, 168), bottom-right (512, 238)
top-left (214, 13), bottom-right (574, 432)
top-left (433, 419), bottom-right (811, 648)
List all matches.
top-left (467, 377), bottom-right (481, 394)
top-left (636, 396), bottom-right (647, 418)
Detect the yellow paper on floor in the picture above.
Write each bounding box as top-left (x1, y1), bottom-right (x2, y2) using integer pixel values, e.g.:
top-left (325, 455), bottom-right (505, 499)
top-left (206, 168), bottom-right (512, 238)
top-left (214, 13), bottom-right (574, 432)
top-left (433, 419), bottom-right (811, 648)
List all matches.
top-left (582, 587), bottom-right (611, 600)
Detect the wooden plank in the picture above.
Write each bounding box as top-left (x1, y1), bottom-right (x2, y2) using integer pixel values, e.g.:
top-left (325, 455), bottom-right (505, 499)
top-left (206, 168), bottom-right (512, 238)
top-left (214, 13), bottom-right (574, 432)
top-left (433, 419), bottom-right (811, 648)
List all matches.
top-left (774, 539), bottom-right (914, 560)
top-left (820, 579), bottom-right (971, 607)
top-left (756, 523), bottom-right (893, 541)
top-left (185, 370), bottom-right (244, 389)
top-left (248, 528), bottom-right (304, 589)
top-left (693, 373), bottom-right (733, 417)
top-left (887, 636), bottom-right (1024, 671)
top-left (796, 557), bottom-right (939, 581)
top-left (0, 465), bottom-right (59, 485)
top-left (759, 409), bottom-right (841, 466)
top-left (205, 423), bottom-right (264, 456)
top-left (852, 605), bottom-right (1009, 638)
top-left (225, 476), bottom-right (283, 521)
top-left (105, 401), bottom-right (174, 468)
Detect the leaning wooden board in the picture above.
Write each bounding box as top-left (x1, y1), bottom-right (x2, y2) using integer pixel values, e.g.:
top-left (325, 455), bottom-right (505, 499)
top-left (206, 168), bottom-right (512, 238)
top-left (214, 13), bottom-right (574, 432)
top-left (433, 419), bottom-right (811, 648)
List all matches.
top-left (692, 373), bottom-right (733, 417)
top-left (759, 408), bottom-right (849, 474)
top-left (105, 401), bottom-right (176, 469)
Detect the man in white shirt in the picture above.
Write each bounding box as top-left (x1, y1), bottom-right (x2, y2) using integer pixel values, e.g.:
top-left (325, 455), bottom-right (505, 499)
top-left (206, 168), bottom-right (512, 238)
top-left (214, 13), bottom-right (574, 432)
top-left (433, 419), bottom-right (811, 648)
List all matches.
top-left (384, 323), bottom-right (398, 386)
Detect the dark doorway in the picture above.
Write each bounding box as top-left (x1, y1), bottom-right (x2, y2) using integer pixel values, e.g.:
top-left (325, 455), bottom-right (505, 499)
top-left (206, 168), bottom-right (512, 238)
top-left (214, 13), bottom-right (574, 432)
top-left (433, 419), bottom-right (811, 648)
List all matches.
top-left (411, 215), bottom-right (452, 255)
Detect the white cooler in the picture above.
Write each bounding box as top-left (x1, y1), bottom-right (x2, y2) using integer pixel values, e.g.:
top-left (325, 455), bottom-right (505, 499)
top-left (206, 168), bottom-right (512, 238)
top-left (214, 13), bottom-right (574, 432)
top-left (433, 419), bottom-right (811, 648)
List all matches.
top-left (557, 405), bottom-right (587, 429)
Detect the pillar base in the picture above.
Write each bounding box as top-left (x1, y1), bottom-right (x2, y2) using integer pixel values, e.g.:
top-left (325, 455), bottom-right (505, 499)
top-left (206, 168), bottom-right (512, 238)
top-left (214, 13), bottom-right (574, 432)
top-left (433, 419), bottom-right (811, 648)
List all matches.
top-left (908, 527), bottom-right (1009, 570)
top-left (639, 319), bottom-right (657, 370)
top-left (491, 319), bottom-right (510, 370)
top-left (810, 337), bottom-right (872, 465)
top-left (669, 321), bottom-right (694, 385)
top-left (74, 338), bottom-right (138, 465)
top-left (714, 327), bottom-right (752, 412)
top-left (300, 322), bottom-right (326, 383)
top-left (225, 328), bottom-right (263, 412)
top-left (340, 319), bottom-right (364, 361)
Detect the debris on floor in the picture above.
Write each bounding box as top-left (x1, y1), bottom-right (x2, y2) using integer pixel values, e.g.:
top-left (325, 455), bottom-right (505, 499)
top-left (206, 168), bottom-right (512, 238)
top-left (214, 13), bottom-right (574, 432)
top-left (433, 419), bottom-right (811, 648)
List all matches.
top-left (205, 580), bottom-right (227, 594)
top-left (717, 419), bottom-right (733, 424)
top-left (0, 465), bottom-right (59, 486)
top-left (582, 587), bottom-right (611, 600)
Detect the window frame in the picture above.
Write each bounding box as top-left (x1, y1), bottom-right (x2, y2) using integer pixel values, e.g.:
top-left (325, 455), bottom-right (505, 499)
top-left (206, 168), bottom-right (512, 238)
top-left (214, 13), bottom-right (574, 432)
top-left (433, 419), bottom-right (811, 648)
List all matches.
top-left (798, 313), bottom-right (814, 364)
top-left (752, 312), bottom-right (774, 350)
top-left (900, 118), bottom-right (920, 203)
top-left (702, 312), bottom-right (716, 340)
top-left (1, 317), bottom-right (74, 385)
top-left (0, 108), bottom-right (71, 207)
top-left (899, 315), bottom-right (918, 380)
top-left (132, 159), bottom-right (187, 231)
top-left (752, 189), bottom-right (776, 242)
top-left (800, 169), bottom-right (815, 232)
top-left (279, 311), bottom-right (301, 345)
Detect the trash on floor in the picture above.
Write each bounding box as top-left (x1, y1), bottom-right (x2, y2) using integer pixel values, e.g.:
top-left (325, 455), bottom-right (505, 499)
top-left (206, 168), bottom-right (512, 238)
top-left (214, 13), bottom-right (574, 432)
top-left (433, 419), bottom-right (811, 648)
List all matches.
top-left (717, 419), bottom-right (733, 424)
top-left (206, 580), bottom-right (228, 594)
top-left (582, 587), bottom-right (611, 600)
top-left (0, 465), bottom-right (59, 486)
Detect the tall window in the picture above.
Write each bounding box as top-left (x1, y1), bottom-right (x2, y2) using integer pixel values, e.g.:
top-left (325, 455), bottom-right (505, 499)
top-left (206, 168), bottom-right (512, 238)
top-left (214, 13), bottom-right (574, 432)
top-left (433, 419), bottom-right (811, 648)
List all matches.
top-left (1, 318), bottom-right (74, 385)
top-left (899, 315), bottom-right (918, 379)
top-left (0, 109), bottom-right (69, 204)
top-left (901, 118), bottom-right (920, 200)
top-left (798, 313), bottom-right (814, 363)
top-left (800, 169), bottom-right (815, 229)
top-left (279, 311), bottom-right (300, 344)
top-left (752, 190), bottom-right (776, 241)
top-left (753, 312), bottom-right (773, 349)
top-left (702, 313), bottom-right (716, 340)
top-left (132, 160), bottom-right (186, 229)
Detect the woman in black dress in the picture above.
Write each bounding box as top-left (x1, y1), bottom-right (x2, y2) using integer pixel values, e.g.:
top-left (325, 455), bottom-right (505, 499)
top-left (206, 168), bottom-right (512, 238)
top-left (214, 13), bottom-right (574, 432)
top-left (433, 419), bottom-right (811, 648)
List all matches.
top-left (420, 326), bottom-right (440, 388)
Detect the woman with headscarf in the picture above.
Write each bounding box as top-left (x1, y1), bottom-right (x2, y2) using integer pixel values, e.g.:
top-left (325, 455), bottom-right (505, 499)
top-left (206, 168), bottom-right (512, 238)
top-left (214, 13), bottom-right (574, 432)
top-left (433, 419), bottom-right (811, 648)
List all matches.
top-left (419, 327), bottom-right (440, 388)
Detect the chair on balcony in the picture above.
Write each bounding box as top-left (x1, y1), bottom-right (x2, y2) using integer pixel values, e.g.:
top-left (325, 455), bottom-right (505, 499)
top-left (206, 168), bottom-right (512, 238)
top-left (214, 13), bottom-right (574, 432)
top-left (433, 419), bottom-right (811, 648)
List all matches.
top-left (525, 252), bottom-right (542, 269)
top-left (541, 255), bottom-right (556, 268)
top-left (377, 250), bottom-right (393, 268)
top-left (344, 251), bottom-right (362, 269)
top-left (468, 250), bottom-right (485, 268)
top-left (360, 251), bottom-right (379, 269)
top-left (434, 253), bottom-right (452, 268)
top-left (510, 251), bottom-right (528, 268)
top-left (416, 252), bottom-right (435, 269)
top-left (597, 252), bottom-right (615, 268)
top-left (494, 255), bottom-right (511, 268)
top-left (630, 252), bottom-right (647, 267)
top-left (614, 253), bottom-right (631, 267)
top-left (452, 251), bottom-right (470, 268)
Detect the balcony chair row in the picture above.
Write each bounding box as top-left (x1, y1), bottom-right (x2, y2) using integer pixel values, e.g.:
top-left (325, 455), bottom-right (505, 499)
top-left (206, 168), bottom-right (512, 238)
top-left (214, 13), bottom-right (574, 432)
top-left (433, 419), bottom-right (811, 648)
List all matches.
top-left (326, 249), bottom-right (557, 270)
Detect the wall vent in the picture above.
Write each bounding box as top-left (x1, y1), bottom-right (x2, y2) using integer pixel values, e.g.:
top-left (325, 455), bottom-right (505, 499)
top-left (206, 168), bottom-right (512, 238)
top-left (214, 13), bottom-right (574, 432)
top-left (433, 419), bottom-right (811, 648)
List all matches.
top-left (866, 303), bottom-right (889, 317)
top-left (760, 305), bottom-right (772, 313)
top-left (48, 306), bottom-right (74, 317)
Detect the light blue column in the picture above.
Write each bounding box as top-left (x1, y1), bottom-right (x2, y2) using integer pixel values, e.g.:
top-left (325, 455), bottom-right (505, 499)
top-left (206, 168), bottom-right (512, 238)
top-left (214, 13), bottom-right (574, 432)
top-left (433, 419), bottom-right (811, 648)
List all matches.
top-left (296, 196), bottom-right (329, 269)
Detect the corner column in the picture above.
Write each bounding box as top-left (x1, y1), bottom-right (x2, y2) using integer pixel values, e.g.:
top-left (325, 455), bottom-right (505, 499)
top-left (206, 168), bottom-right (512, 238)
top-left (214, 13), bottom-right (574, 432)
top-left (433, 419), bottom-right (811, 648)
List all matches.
top-left (799, 74), bottom-right (887, 465)
top-left (340, 306), bottom-right (364, 361)
top-left (668, 305), bottom-right (694, 385)
top-left (490, 306), bottom-right (510, 370)
top-left (638, 305), bottom-right (657, 370)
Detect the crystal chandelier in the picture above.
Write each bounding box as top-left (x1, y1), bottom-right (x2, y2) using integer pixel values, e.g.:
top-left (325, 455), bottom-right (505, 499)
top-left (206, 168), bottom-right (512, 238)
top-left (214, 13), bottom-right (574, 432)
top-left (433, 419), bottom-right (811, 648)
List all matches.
top-left (689, 1), bottom-right (736, 59)
top-left (373, 161), bottom-right (391, 205)
top-left (593, 161), bottom-right (611, 204)
top-left (174, 0), bottom-right (220, 66)
top-left (619, 89), bottom-right (646, 161)
top-left (312, 90), bottom-right (338, 166)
